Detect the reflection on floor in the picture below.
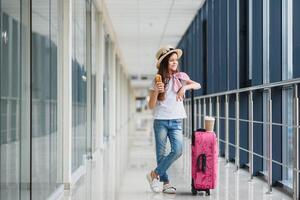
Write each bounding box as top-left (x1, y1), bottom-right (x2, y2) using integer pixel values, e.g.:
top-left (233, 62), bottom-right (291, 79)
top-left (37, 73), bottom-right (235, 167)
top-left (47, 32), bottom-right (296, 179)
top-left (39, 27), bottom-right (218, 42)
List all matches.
top-left (117, 116), bottom-right (292, 200)
top-left (62, 113), bottom-right (292, 200)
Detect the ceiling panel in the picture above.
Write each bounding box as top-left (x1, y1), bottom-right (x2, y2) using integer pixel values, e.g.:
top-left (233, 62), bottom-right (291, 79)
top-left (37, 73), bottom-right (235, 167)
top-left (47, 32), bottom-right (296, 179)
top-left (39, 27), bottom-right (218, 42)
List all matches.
top-left (105, 0), bottom-right (205, 87)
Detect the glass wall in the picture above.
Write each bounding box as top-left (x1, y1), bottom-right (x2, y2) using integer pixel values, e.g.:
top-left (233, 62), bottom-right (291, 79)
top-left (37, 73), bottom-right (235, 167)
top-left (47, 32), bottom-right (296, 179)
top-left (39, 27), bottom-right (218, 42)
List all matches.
top-left (1, 0), bottom-right (129, 199)
top-left (281, 0), bottom-right (293, 188)
top-left (262, 0), bottom-right (270, 175)
top-left (91, 2), bottom-right (97, 152)
top-left (72, 0), bottom-right (87, 172)
top-left (31, 0), bottom-right (62, 199)
top-left (282, 88), bottom-right (293, 187)
top-left (0, 0), bottom-right (22, 199)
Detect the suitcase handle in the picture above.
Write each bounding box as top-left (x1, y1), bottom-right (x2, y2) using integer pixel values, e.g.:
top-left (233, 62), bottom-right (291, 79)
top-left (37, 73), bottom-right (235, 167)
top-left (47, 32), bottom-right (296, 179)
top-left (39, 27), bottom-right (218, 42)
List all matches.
top-left (191, 89), bottom-right (206, 146)
top-left (197, 154), bottom-right (207, 173)
top-left (191, 90), bottom-right (195, 146)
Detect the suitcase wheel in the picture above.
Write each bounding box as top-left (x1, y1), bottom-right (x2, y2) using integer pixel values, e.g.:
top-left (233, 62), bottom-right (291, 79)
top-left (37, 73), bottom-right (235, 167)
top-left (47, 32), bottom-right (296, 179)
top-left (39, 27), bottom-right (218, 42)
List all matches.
top-left (205, 189), bottom-right (210, 196)
top-left (191, 180), bottom-right (197, 195)
top-left (191, 187), bottom-right (197, 195)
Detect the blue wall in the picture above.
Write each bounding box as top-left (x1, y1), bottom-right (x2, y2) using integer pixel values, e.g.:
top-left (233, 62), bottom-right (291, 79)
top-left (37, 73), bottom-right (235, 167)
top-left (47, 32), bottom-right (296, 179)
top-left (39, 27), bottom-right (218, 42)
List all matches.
top-left (178, 0), bottom-right (298, 186)
top-left (228, 0), bottom-right (238, 90)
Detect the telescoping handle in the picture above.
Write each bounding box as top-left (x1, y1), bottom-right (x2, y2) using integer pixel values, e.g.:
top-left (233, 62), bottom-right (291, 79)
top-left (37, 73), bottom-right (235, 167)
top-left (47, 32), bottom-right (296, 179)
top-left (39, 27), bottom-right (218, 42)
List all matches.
top-left (191, 90), bottom-right (206, 146)
top-left (191, 90), bottom-right (195, 145)
top-left (191, 89), bottom-right (195, 132)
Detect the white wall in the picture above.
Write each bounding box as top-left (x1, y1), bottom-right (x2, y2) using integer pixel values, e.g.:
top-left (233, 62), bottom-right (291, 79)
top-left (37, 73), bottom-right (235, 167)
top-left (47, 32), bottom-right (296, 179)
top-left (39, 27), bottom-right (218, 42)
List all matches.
top-left (56, 0), bottom-right (135, 199)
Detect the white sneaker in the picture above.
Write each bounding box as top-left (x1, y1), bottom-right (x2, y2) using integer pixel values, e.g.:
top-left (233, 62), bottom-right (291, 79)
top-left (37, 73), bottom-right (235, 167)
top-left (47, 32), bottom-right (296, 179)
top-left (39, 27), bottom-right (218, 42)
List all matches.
top-left (162, 183), bottom-right (176, 194)
top-left (146, 173), bottom-right (161, 193)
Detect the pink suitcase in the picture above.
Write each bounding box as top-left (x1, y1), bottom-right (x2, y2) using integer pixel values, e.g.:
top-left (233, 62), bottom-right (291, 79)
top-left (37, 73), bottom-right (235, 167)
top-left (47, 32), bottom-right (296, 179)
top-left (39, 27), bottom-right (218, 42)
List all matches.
top-left (191, 129), bottom-right (218, 196)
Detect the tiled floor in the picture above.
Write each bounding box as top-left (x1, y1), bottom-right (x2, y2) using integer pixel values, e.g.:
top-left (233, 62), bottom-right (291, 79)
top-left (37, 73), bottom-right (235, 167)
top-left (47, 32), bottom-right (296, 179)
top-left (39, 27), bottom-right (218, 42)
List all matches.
top-left (62, 114), bottom-right (293, 200)
top-left (117, 118), bottom-right (292, 200)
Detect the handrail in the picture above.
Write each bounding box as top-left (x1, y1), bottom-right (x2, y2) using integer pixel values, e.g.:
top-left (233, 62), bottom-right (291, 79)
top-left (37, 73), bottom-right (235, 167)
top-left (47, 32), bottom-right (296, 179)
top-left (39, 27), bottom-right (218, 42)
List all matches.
top-left (183, 78), bottom-right (300, 199)
top-left (192, 77), bottom-right (300, 99)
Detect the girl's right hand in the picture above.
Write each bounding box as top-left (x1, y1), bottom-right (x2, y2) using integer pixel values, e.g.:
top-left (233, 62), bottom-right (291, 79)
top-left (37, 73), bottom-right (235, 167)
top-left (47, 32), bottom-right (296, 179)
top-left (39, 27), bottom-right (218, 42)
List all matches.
top-left (155, 82), bottom-right (164, 93)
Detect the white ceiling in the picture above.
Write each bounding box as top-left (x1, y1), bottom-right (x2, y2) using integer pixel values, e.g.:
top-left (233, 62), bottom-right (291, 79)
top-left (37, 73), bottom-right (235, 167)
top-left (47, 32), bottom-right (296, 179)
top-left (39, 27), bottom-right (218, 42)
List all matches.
top-left (105, 0), bottom-right (206, 78)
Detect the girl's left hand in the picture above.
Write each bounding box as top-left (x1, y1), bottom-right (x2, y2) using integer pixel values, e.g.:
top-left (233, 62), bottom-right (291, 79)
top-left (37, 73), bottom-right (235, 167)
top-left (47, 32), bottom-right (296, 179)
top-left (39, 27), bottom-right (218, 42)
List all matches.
top-left (176, 86), bottom-right (186, 101)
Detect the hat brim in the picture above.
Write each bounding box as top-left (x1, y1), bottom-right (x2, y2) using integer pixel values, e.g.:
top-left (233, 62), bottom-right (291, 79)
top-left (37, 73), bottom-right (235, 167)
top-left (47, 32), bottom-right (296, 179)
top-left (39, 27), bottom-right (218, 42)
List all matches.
top-left (156, 49), bottom-right (182, 69)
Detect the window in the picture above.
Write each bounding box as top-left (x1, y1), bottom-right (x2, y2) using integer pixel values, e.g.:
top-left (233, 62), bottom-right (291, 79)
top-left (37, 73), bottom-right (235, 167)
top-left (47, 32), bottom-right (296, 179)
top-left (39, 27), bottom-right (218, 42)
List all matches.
top-left (262, 0), bottom-right (270, 175)
top-left (282, 88), bottom-right (293, 187)
top-left (0, 1), bottom-right (23, 199)
top-left (91, 2), bottom-right (98, 152)
top-left (103, 36), bottom-right (110, 142)
top-left (282, 0), bottom-right (293, 187)
top-left (71, 0), bottom-right (87, 172)
top-left (263, 91), bottom-right (269, 174)
top-left (31, 0), bottom-right (62, 198)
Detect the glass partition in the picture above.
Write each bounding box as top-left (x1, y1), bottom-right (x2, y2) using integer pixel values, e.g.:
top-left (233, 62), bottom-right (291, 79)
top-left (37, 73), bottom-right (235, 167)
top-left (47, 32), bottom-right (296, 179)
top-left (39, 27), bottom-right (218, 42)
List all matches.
top-left (31, 0), bottom-right (62, 198)
top-left (72, 0), bottom-right (87, 172)
top-left (0, 0), bottom-right (22, 199)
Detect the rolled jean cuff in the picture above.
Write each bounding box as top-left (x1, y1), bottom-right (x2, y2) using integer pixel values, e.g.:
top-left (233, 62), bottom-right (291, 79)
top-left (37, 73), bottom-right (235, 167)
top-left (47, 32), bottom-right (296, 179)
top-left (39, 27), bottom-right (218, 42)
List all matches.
top-left (159, 178), bottom-right (169, 183)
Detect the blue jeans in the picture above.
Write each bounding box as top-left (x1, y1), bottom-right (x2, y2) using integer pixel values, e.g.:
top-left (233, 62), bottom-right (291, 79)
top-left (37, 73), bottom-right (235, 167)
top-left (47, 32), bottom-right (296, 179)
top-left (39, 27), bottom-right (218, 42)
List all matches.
top-left (153, 119), bottom-right (183, 183)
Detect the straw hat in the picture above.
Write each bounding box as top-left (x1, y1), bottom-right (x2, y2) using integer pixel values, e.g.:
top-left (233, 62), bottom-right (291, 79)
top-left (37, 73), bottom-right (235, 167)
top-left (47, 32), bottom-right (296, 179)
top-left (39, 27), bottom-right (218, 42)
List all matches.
top-left (155, 45), bottom-right (182, 69)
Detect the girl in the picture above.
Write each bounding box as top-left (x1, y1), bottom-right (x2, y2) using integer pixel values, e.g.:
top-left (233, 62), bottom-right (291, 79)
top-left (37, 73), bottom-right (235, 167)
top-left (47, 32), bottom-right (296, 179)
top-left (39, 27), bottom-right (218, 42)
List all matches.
top-left (147, 45), bottom-right (201, 194)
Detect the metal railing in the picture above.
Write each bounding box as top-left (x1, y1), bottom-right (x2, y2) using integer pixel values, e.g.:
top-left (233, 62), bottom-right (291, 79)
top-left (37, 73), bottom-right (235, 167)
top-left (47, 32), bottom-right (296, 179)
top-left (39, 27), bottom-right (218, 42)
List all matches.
top-left (184, 77), bottom-right (300, 200)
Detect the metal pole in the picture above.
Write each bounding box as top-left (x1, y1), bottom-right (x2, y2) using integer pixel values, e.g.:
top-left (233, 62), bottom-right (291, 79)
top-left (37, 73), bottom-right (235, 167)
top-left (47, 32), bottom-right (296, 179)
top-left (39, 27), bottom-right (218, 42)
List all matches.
top-left (198, 99), bottom-right (202, 128)
top-left (191, 90), bottom-right (195, 133)
top-left (209, 97), bottom-right (212, 116)
top-left (194, 99), bottom-right (197, 131)
top-left (186, 101), bottom-right (189, 137)
top-left (249, 91), bottom-right (254, 180)
top-left (195, 99), bottom-right (198, 129)
top-left (235, 93), bottom-right (240, 171)
top-left (185, 102), bottom-right (187, 137)
top-left (293, 84), bottom-right (299, 200)
top-left (225, 95), bottom-right (229, 163)
top-left (189, 101), bottom-right (191, 137)
top-left (185, 105), bottom-right (187, 137)
top-left (216, 96), bottom-right (220, 157)
top-left (203, 99), bottom-right (206, 127)
top-left (267, 89), bottom-right (273, 194)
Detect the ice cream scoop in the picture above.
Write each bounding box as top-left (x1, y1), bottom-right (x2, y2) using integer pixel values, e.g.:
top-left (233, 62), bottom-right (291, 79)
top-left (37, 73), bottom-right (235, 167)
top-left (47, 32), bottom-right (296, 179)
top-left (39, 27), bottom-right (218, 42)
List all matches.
top-left (155, 74), bottom-right (165, 101)
top-left (155, 74), bottom-right (162, 83)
